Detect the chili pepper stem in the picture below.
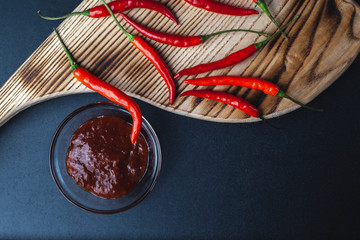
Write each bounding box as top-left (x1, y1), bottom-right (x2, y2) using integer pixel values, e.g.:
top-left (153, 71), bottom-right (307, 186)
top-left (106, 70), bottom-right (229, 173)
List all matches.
top-left (101, 0), bottom-right (135, 41)
top-left (37, 10), bottom-right (89, 20)
top-left (200, 29), bottom-right (268, 42)
top-left (276, 90), bottom-right (323, 112)
top-left (53, 28), bottom-right (79, 70)
top-left (255, 0), bottom-right (288, 40)
top-left (254, 15), bottom-right (299, 49)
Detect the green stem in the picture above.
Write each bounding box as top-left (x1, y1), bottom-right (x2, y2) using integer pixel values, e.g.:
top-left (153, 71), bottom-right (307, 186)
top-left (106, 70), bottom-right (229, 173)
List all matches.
top-left (277, 90), bottom-right (323, 112)
top-left (37, 10), bottom-right (89, 20)
top-left (53, 28), bottom-right (79, 71)
top-left (201, 29), bottom-right (268, 42)
top-left (101, 0), bottom-right (135, 41)
top-left (255, 0), bottom-right (288, 40)
top-left (254, 15), bottom-right (299, 49)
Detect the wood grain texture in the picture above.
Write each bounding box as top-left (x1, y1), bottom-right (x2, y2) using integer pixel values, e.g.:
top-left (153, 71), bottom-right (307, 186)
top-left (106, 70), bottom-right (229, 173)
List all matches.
top-left (0, 0), bottom-right (359, 125)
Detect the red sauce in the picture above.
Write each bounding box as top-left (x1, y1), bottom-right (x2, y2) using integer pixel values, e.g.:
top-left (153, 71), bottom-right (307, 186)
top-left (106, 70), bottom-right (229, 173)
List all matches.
top-left (66, 116), bottom-right (148, 199)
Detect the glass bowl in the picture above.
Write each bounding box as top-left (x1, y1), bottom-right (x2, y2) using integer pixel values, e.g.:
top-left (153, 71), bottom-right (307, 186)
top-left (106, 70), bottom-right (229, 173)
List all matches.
top-left (49, 102), bottom-right (161, 214)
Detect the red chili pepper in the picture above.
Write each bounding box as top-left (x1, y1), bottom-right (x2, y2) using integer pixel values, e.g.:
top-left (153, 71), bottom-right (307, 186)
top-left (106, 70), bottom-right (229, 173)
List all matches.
top-left (179, 90), bottom-right (259, 117)
top-left (184, 76), bottom-right (323, 111)
top-left (184, 0), bottom-right (258, 16)
top-left (54, 29), bottom-right (142, 144)
top-left (38, 0), bottom-right (178, 24)
top-left (185, 76), bottom-right (279, 95)
top-left (102, 0), bottom-right (176, 105)
top-left (174, 15), bottom-right (299, 78)
top-left (120, 13), bottom-right (268, 47)
top-left (175, 44), bottom-right (257, 78)
top-left (253, 0), bottom-right (287, 40)
top-left (132, 36), bottom-right (176, 104)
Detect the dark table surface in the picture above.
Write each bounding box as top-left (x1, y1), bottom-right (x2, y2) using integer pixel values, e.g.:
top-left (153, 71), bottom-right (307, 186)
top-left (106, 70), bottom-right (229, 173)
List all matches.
top-left (1, 0), bottom-right (360, 239)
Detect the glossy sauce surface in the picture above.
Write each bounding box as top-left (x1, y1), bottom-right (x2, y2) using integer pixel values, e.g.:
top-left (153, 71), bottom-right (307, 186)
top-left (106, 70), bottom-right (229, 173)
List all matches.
top-left (66, 116), bottom-right (148, 199)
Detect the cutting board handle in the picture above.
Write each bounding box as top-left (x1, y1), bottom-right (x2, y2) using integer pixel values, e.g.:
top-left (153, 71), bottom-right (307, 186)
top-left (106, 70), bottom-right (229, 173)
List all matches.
top-left (1, 0), bottom-right (360, 126)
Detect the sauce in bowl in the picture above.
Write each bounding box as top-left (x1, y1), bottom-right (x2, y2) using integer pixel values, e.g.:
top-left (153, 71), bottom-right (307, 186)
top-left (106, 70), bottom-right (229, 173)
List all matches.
top-left (66, 116), bottom-right (148, 199)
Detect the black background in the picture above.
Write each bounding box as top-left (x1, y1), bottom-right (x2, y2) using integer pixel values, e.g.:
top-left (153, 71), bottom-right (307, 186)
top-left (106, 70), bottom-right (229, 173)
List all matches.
top-left (0, 0), bottom-right (359, 239)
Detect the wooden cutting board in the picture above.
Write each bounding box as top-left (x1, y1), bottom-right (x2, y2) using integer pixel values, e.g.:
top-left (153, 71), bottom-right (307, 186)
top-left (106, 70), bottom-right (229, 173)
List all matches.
top-left (0, 0), bottom-right (359, 124)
